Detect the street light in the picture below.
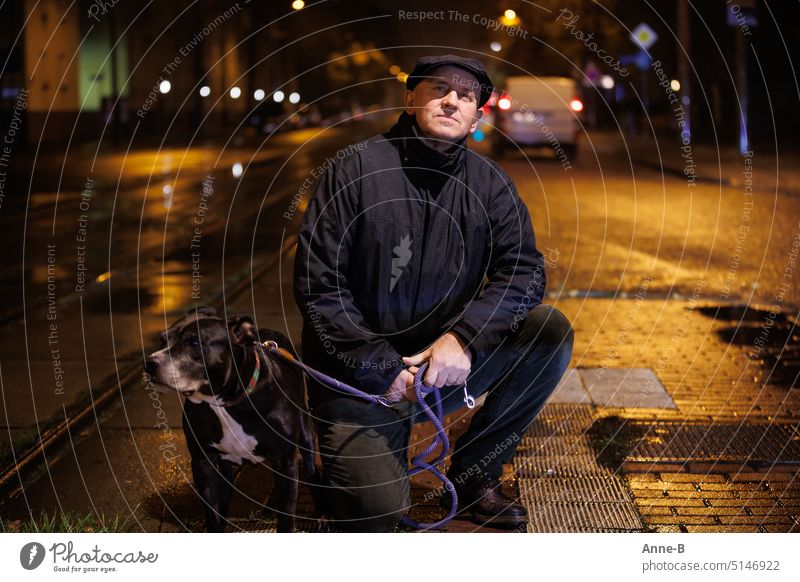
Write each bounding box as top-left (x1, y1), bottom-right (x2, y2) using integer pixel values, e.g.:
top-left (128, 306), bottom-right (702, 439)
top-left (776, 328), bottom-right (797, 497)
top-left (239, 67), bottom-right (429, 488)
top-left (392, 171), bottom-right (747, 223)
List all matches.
top-left (289, 92), bottom-right (300, 104)
top-left (230, 86), bottom-right (241, 99)
top-left (273, 90), bottom-right (285, 103)
top-left (670, 79), bottom-right (681, 92)
top-left (199, 85), bottom-right (211, 97)
top-left (600, 75), bottom-right (615, 89)
top-left (292, 0), bottom-right (304, 10)
top-left (501, 9), bottom-right (520, 26)
top-left (490, 42), bottom-right (502, 52)
top-left (254, 89), bottom-right (265, 101)
top-left (159, 80), bottom-right (171, 94)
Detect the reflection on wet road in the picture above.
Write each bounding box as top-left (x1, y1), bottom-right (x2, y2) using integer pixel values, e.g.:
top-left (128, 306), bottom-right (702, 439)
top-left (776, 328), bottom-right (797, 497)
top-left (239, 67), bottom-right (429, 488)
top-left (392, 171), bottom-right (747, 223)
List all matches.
top-left (0, 122), bottom-right (383, 456)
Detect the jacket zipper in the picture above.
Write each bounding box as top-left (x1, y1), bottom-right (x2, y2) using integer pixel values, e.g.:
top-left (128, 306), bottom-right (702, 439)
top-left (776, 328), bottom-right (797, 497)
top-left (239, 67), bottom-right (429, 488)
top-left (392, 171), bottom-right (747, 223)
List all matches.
top-left (410, 184), bottom-right (429, 322)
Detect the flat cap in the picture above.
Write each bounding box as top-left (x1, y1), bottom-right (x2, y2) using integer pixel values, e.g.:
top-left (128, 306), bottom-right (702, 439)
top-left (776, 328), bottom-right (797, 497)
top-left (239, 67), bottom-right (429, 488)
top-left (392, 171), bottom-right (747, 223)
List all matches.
top-left (406, 54), bottom-right (494, 107)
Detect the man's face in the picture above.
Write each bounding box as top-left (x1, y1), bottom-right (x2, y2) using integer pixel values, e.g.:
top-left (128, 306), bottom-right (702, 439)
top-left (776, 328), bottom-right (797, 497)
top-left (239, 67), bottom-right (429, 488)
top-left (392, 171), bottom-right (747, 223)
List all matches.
top-left (404, 65), bottom-right (483, 144)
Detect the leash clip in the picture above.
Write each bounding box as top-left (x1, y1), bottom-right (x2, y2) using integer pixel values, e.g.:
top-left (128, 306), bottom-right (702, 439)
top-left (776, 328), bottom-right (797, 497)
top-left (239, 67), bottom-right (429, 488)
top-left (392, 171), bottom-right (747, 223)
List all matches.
top-left (262, 340), bottom-right (279, 352)
top-left (373, 395), bottom-right (394, 408)
top-left (463, 381), bottom-right (476, 409)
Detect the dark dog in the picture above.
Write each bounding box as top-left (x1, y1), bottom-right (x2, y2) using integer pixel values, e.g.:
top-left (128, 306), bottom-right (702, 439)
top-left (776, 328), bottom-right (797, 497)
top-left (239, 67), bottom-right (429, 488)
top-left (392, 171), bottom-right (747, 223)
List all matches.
top-left (145, 306), bottom-right (316, 532)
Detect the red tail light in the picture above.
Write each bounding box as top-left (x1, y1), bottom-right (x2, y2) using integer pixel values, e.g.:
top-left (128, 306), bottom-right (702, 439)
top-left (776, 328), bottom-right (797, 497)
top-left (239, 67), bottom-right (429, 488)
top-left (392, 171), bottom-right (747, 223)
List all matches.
top-left (569, 98), bottom-right (584, 112)
top-left (498, 96), bottom-right (512, 110)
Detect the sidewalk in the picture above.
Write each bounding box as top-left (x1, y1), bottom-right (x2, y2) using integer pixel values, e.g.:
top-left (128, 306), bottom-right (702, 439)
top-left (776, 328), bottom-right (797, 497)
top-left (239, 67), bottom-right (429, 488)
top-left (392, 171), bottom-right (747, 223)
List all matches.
top-left (2, 249), bottom-right (798, 533)
top-left (626, 130), bottom-right (800, 196)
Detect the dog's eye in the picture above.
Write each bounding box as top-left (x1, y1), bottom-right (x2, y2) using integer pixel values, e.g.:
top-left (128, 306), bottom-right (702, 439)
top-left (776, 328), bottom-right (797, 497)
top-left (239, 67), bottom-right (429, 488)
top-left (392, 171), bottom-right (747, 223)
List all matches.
top-left (184, 337), bottom-right (200, 348)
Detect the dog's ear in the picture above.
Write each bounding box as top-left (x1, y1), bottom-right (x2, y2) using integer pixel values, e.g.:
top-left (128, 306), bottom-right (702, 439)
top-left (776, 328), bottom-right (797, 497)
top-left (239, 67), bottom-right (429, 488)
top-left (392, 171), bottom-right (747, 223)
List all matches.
top-left (227, 314), bottom-right (255, 344)
top-left (188, 306), bottom-right (217, 317)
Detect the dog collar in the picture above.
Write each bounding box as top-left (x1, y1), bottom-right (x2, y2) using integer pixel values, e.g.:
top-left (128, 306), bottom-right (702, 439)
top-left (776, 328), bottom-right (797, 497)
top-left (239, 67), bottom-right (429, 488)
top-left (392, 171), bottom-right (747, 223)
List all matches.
top-left (205, 344), bottom-right (263, 408)
top-left (245, 344), bottom-right (262, 394)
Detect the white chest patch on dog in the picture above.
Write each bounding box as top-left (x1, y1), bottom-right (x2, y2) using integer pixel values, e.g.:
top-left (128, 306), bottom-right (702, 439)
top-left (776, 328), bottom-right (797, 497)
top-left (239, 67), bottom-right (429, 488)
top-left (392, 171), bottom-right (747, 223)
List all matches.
top-left (208, 405), bottom-right (265, 465)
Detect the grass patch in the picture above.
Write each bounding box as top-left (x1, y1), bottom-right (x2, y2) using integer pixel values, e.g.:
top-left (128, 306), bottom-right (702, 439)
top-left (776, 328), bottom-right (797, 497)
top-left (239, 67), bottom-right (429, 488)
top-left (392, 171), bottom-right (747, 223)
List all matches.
top-left (2, 508), bottom-right (139, 533)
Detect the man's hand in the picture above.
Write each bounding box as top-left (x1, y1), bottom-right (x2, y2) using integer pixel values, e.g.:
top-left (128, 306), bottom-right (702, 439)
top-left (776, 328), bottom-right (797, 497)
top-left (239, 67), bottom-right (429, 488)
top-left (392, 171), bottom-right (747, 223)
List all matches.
top-left (384, 366), bottom-right (420, 403)
top-left (402, 332), bottom-right (472, 388)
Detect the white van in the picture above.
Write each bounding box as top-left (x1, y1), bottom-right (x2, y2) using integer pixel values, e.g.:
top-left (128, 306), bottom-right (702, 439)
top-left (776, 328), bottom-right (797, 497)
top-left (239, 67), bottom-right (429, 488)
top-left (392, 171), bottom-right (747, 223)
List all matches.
top-left (491, 76), bottom-right (583, 161)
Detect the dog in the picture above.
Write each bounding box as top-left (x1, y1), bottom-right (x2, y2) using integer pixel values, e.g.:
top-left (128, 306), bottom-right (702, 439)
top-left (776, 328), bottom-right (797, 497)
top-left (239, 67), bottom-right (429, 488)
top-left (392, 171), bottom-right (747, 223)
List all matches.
top-left (144, 306), bottom-right (316, 532)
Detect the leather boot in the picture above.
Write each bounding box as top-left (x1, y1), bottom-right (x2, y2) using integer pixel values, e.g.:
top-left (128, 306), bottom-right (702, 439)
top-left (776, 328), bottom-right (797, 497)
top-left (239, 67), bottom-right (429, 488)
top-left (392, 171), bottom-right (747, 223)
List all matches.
top-left (442, 471), bottom-right (528, 529)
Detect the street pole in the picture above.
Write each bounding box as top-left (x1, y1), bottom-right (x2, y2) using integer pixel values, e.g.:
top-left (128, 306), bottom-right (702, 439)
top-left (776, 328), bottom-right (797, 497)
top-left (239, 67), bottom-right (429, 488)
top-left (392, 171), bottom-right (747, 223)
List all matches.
top-left (677, 0), bottom-right (691, 143)
top-left (736, 25), bottom-right (748, 154)
top-left (728, 0), bottom-right (757, 155)
top-left (108, 7), bottom-right (119, 145)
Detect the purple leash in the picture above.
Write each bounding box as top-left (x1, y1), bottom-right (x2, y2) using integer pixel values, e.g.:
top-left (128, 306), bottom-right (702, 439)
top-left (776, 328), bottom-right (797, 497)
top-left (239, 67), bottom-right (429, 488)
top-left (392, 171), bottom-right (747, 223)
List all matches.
top-left (262, 341), bottom-right (458, 531)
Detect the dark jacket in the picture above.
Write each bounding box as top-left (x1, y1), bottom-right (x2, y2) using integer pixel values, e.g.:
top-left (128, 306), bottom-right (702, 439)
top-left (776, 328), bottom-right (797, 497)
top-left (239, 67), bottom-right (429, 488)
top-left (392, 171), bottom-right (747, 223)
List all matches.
top-left (294, 111), bottom-right (545, 406)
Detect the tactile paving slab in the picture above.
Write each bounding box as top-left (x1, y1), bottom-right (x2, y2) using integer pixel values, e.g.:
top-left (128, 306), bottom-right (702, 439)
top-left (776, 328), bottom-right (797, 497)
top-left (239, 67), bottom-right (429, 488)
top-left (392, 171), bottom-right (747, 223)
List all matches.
top-left (514, 403), bottom-right (647, 532)
top-left (519, 485), bottom-right (645, 532)
top-left (524, 403), bottom-right (596, 437)
top-left (520, 476), bottom-right (634, 503)
top-left (624, 422), bottom-right (800, 465)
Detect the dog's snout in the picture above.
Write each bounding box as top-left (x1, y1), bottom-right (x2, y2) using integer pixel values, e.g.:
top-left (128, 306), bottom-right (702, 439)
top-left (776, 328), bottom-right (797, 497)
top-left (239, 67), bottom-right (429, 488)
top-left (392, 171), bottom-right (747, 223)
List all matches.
top-left (144, 359), bottom-right (159, 377)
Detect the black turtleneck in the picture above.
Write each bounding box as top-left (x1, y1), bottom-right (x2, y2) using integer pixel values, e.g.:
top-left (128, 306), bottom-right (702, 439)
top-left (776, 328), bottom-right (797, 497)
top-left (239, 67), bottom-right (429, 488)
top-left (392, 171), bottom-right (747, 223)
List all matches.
top-left (390, 111), bottom-right (468, 177)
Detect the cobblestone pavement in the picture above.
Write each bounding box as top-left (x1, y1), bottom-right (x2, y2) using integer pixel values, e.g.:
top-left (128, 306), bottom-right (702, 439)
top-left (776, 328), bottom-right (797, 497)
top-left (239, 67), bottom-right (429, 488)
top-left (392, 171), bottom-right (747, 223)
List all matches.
top-left (531, 298), bottom-right (800, 533)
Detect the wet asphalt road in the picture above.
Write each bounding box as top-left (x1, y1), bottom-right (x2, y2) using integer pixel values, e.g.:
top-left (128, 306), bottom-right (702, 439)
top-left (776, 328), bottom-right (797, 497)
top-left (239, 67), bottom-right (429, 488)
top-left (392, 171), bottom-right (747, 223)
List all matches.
top-left (0, 121), bottom-right (383, 453)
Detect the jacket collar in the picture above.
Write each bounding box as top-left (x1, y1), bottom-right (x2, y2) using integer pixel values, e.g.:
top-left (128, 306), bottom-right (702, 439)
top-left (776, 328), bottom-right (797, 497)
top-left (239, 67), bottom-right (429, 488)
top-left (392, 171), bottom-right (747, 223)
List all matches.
top-left (391, 111), bottom-right (467, 174)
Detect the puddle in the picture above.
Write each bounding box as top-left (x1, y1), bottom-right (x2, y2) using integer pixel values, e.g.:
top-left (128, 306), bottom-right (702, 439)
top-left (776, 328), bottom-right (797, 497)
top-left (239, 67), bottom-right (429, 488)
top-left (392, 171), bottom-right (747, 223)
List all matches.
top-left (83, 285), bottom-right (157, 315)
top-left (698, 305), bottom-right (800, 389)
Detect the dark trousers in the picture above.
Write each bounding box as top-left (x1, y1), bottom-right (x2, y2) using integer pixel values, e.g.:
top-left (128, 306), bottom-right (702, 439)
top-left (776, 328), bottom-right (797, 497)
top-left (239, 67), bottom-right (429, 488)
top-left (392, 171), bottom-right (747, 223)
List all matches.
top-left (311, 303), bottom-right (574, 532)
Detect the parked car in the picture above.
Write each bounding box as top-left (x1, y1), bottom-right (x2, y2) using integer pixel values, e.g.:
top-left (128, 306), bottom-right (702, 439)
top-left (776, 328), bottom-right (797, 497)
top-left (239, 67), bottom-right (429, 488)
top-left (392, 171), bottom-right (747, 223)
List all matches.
top-left (491, 76), bottom-right (583, 160)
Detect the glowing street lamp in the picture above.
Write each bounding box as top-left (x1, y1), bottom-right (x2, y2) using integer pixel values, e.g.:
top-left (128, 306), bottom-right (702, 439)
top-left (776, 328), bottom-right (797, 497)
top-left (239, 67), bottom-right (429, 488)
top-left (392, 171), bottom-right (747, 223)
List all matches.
top-left (292, 0), bottom-right (304, 10)
top-left (159, 80), bottom-right (171, 94)
top-left (289, 92), bottom-right (300, 104)
top-left (199, 85), bottom-right (211, 97)
top-left (254, 89), bottom-right (265, 101)
top-left (501, 9), bottom-right (520, 26)
top-left (230, 86), bottom-right (241, 99)
top-left (273, 90), bottom-right (285, 103)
